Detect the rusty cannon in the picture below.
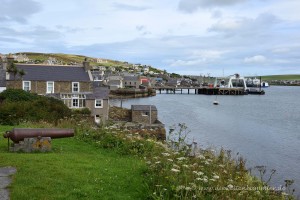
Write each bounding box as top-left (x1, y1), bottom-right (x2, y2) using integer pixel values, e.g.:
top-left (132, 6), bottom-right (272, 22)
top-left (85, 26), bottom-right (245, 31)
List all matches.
top-left (3, 128), bottom-right (74, 152)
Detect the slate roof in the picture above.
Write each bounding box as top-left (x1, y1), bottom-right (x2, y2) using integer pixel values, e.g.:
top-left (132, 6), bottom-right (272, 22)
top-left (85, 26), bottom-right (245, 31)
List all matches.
top-left (10, 64), bottom-right (90, 82)
top-left (131, 105), bottom-right (157, 111)
top-left (86, 87), bottom-right (110, 100)
top-left (124, 76), bottom-right (139, 81)
top-left (0, 69), bottom-right (6, 87)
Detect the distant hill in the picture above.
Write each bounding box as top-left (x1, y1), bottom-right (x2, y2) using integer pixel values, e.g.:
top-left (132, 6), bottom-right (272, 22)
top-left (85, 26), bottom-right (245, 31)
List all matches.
top-left (261, 74), bottom-right (300, 81)
top-left (17, 52), bottom-right (130, 67)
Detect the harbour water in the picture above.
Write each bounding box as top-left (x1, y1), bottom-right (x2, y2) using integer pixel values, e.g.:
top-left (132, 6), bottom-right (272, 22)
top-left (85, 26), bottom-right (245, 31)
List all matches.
top-left (112, 86), bottom-right (300, 196)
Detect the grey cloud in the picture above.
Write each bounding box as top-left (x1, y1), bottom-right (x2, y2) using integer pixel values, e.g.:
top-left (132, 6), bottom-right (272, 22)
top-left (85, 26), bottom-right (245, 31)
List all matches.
top-left (0, 0), bottom-right (42, 23)
top-left (208, 13), bottom-right (280, 37)
top-left (178, 0), bottom-right (246, 13)
top-left (113, 3), bottom-right (151, 11)
top-left (56, 25), bottom-right (85, 33)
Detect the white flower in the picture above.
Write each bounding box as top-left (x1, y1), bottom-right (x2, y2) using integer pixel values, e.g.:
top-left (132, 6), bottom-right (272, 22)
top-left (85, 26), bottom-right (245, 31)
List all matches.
top-left (227, 184), bottom-right (233, 189)
top-left (185, 187), bottom-right (192, 191)
top-left (171, 168), bottom-right (180, 173)
top-left (146, 161), bottom-right (151, 165)
top-left (176, 185), bottom-right (185, 191)
top-left (197, 155), bottom-right (205, 159)
top-left (173, 164), bottom-right (180, 168)
top-left (183, 164), bottom-right (189, 168)
top-left (203, 178), bottom-right (208, 182)
top-left (213, 175), bottom-right (219, 179)
top-left (162, 152), bottom-right (170, 157)
top-left (177, 157), bottom-right (186, 161)
top-left (167, 159), bottom-right (173, 162)
top-left (210, 178), bottom-right (215, 182)
top-left (155, 161), bottom-right (161, 164)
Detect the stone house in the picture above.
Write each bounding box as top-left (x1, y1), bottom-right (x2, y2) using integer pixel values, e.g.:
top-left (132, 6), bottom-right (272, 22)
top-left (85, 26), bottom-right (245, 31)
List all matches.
top-left (105, 75), bottom-right (123, 90)
top-left (124, 75), bottom-right (140, 88)
top-left (4, 58), bottom-right (109, 123)
top-left (131, 105), bottom-right (158, 124)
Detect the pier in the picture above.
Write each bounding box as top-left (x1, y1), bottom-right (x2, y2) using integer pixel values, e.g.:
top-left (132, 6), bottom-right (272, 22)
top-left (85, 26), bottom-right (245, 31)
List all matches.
top-left (153, 87), bottom-right (252, 95)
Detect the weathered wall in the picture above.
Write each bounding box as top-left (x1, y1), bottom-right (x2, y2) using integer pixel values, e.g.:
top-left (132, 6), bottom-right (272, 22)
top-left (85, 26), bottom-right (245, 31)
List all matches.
top-left (132, 110), bottom-right (158, 124)
top-left (86, 99), bottom-right (109, 122)
top-left (7, 80), bottom-right (92, 94)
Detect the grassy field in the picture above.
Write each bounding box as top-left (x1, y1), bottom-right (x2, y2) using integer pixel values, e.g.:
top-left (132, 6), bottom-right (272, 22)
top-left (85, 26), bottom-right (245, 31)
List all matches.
top-left (261, 74), bottom-right (300, 81)
top-left (0, 125), bottom-right (148, 200)
top-left (16, 52), bottom-right (128, 68)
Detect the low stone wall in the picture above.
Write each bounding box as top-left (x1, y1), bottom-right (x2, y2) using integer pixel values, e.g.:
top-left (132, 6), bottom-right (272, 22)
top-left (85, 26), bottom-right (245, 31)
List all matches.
top-left (113, 122), bottom-right (166, 140)
top-left (109, 88), bottom-right (156, 99)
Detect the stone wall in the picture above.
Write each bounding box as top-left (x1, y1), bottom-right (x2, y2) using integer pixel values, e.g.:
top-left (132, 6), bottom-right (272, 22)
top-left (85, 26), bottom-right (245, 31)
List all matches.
top-left (86, 99), bottom-right (109, 122)
top-left (6, 80), bottom-right (92, 94)
top-left (132, 110), bottom-right (158, 124)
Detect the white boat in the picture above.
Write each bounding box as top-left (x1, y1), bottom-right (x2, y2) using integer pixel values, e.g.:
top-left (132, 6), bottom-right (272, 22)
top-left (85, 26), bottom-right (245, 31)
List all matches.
top-left (261, 81), bottom-right (269, 87)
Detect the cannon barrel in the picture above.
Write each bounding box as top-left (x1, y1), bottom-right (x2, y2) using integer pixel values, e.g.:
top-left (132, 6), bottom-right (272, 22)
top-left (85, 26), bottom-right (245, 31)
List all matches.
top-left (3, 128), bottom-right (74, 143)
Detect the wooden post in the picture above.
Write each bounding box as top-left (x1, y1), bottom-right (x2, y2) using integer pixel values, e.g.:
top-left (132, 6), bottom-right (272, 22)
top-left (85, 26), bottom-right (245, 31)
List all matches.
top-left (181, 89), bottom-right (182, 94)
top-left (188, 89), bottom-right (190, 94)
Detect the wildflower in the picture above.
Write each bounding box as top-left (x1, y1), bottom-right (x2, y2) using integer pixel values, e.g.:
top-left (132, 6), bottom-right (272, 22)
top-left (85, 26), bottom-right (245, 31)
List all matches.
top-left (173, 164), bottom-right (180, 168)
top-left (219, 164), bottom-right (225, 168)
top-left (176, 185), bottom-right (185, 191)
top-left (193, 171), bottom-right (204, 176)
top-left (171, 168), bottom-right (180, 173)
top-left (146, 161), bottom-right (151, 165)
top-left (203, 178), bottom-right (208, 182)
top-left (185, 187), bottom-right (192, 191)
top-left (204, 161), bottom-right (209, 165)
top-left (177, 157), bottom-right (186, 161)
top-left (197, 154), bottom-right (205, 159)
top-left (167, 159), bottom-right (173, 162)
top-left (182, 164), bottom-right (189, 168)
top-left (155, 185), bottom-right (162, 187)
top-left (227, 184), bottom-right (234, 189)
top-left (155, 161), bottom-right (161, 164)
top-left (210, 179), bottom-right (215, 182)
top-left (213, 175), bottom-right (219, 179)
top-left (163, 188), bottom-right (167, 191)
top-left (196, 178), bottom-right (202, 181)
top-left (162, 152), bottom-right (170, 157)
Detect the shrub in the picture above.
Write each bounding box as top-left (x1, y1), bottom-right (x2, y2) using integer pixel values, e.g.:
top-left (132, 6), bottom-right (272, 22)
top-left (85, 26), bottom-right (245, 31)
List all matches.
top-left (0, 89), bottom-right (71, 125)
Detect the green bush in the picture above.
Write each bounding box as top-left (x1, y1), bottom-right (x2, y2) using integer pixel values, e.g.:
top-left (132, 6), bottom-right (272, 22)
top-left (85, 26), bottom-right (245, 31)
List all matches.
top-left (0, 89), bottom-right (71, 125)
top-left (0, 89), bottom-right (39, 102)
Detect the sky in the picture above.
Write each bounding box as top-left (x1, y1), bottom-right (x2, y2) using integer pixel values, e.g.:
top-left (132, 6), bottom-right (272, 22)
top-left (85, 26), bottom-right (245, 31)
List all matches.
top-left (1, 0), bottom-right (300, 76)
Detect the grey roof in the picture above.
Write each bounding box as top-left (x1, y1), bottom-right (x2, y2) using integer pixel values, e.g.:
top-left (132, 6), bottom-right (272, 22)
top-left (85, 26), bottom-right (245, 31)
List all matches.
top-left (10, 64), bottom-right (90, 82)
top-left (0, 69), bottom-right (6, 87)
top-left (131, 105), bottom-right (157, 111)
top-left (124, 76), bottom-right (139, 81)
top-left (86, 87), bottom-right (109, 100)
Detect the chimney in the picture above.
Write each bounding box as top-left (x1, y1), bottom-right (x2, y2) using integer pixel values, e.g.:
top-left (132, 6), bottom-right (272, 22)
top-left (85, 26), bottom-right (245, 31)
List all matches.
top-left (83, 58), bottom-right (92, 71)
top-left (6, 54), bottom-right (15, 70)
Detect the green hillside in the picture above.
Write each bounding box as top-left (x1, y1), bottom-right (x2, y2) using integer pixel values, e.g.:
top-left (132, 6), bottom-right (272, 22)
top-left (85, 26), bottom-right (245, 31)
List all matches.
top-left (17, 52), bottom-right (131, 68)
top-left (261, 74), bottom-right (300, 81)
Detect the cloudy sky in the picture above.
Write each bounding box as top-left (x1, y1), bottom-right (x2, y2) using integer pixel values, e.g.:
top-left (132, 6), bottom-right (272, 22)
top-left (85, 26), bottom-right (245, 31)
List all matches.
top-left (1, 0), bottom-right (300, 76)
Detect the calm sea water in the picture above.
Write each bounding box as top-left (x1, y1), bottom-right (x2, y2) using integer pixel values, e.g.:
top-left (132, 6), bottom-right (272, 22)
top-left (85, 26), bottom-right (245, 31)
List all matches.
top-left (111, 86), bottom-right (300, 196)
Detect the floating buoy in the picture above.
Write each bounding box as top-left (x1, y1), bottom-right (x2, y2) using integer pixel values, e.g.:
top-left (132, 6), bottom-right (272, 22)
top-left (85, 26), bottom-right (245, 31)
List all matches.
top-left (213, 101), bottom-right (219, 105)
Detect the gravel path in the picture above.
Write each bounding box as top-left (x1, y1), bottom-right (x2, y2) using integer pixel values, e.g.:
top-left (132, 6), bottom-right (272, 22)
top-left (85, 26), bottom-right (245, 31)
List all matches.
top-left (0, 167), bottom-right (17, 200)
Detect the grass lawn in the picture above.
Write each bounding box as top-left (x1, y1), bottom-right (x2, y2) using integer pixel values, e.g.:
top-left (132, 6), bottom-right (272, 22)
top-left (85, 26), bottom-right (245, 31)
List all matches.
top-left (261, 74), bottom-right (300, 81)
top-left (0, 126), bottom-right (148, 200)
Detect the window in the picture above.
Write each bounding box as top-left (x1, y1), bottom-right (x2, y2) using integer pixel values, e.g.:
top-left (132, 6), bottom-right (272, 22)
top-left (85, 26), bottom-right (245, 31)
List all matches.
top-left (72, 82), bottom-right (80, 92)
top-left (95, 99), bottom-right (103, 108)
top-left (61, 93), bottom-right (86, 108)
top-left (22, 81), bottom-right (31, 91)
top-left (47, 81), bottom-right (54, 93)
top-left (72, 99), bottom-right (79, 108)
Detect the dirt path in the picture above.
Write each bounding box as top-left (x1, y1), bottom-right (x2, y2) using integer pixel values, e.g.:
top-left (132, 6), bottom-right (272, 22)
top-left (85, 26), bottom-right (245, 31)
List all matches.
top-left (0, 167), bottom-right (17, 200)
